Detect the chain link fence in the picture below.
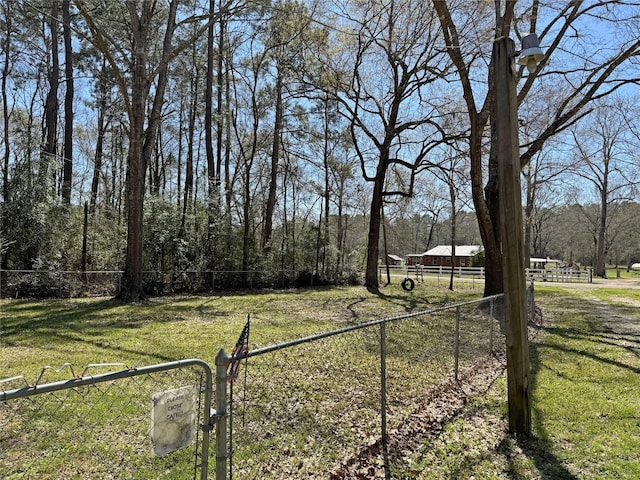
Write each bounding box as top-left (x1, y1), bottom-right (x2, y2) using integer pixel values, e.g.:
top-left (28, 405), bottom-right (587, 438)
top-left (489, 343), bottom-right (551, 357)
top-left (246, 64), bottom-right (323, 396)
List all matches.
top-left (0, 269), bottom-right (332, 298)
top-left (0, 360), bottom-right (214, 480)
top-left (225, 294), bottom-right (507, 479)
top-left (1, 289), bottom-right (533, 479)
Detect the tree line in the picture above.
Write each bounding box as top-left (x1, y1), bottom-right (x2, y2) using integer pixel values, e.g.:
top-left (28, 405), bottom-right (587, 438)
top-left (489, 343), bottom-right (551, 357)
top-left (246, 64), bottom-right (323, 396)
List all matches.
top-left (1, 0), bottom-right (639, 300)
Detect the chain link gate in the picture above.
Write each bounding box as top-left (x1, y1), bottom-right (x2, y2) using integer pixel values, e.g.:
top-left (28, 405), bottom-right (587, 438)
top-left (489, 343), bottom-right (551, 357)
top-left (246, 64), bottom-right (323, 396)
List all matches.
top-left (1, 359), bottom-right (215, 479)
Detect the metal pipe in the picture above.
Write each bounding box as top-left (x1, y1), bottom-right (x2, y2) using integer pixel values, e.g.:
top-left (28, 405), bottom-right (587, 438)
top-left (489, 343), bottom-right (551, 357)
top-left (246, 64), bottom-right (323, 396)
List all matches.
top-left (215, 349), bottom-right (229, 480)
top-left (0, 358), bottom-right (212, 402)
top-left (454, 306), bottom-right (461, 380)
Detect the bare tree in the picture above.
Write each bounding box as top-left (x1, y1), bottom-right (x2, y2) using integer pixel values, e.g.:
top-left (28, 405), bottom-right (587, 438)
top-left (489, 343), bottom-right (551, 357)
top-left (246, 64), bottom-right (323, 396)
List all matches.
top-left (433, 0), bottom-right (640, 295)
top-left (434, 146), bottom-right (470, 291)
top-left (322, 0), bottom-right (453, 289)
top-left (229, 24), bottom-right (268, 282)
top-left (260, 0), bottom-right (319, 254)
top-left (522, 153), bottom-right (562, 263)
top-left (521, 132), bottom-right (571, 267)
top-left (570, 99), bottom-right (638, 277)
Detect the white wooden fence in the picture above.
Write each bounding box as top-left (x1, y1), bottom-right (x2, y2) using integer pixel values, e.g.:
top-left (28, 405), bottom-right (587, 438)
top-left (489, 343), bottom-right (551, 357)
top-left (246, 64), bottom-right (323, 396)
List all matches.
top-left (380, 264), bottom-right (592, 283)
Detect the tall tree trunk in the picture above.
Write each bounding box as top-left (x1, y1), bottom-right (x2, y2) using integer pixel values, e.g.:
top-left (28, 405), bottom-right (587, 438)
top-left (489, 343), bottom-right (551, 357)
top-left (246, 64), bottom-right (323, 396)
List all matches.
top-left (224, 51), bottom-right (232, 217)
top-left (119, 0), bottom-right (178, 301)
top-left (121, 2), bottom-right (156, 300)
top-left (41, 0), bottom-right (59, 197)
top-left (176, 94), bottom-right (183, 208)
top-left (123, 42), bottom-right (148, 301)
top-left (180, 64), bottom-right (196, 237)
top-left (1, 2), bottom-right (9, 205)
top-left (481, 144), bottom-right (503, 295)
top-left (481, 110), bottom-right (506, 296)
top-left (263, 71), bottom-right (283, 253)
top-left (217, 12), bottom-right (230, 263)
top-left (123, 123), bottom-right (146, 301)
top-left (1, 1), bottom-right (12, 278)
top-left (204, 0), bottom-right (216, 287)
top-left (242, 170), bottom-right (252, 286)
top-left (322, 97), bottom-right (330, 276)
top-left (336, 179), bottom-right (345, 276)
top-left (89, 59), bottom-right (109, 215)
top-left (61, 0), bottom-right (73, 204)
top-left (448, 174), bottom-right (456, 291)
top-left (290, 172), bottom-right (297, 275)
top-left (364, 161), bottom-right (387, 289)
top-left (216, 7), bottom-right (226, 212)
top-left (81, 201), bottom-right (88, 271)
top-left (595, 176), bottom-right (608, 277)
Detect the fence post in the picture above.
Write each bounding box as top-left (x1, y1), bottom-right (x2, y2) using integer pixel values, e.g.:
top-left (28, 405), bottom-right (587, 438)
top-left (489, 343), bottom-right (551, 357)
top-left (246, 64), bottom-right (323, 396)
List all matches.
top-left (379, 320), bottom-right (391, 478)
top-left (380, 322), bottom-right (387, 442)
top-left (215, 350), bottom-right (229, 480)
top-left (199, 362), bottom-right (215, 480)
top-left (529, 280), bottom-right (535, 322)
top-left (454, 306), bottom-right (461, 381)
top-left (489, 297), bottom-right (494, 353)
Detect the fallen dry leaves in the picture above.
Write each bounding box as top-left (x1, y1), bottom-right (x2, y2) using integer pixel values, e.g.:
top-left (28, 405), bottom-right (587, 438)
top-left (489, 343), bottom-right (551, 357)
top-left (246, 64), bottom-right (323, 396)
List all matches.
top-left (330, 307), bottom-right (544, 479)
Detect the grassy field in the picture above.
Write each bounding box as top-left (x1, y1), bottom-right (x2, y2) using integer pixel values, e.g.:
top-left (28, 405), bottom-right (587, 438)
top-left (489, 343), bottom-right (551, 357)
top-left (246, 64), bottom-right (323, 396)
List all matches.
top-left (2, 279), bottom-right (640, 478)
top-left (1, 281), bottom-right (484, 479)
top-left (408, 282), bottom-right (640, 479)
top-left (604, 266), bottom-right (640, 279)
top-left (529, 285), bottom-right (640, 478)
top-left (0, 281), bottom-right (479, 376)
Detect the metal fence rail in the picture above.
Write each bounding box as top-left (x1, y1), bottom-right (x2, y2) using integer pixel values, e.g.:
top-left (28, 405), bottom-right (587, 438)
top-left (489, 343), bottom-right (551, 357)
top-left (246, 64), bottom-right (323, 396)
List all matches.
top-left (0, 360), bottom-right (214, 480)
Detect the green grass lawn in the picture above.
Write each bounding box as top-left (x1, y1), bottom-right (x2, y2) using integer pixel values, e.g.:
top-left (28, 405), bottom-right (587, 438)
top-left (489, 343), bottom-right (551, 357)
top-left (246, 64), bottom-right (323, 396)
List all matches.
top-left (409, 284), bottom-right (640, 479)
top-left (604, 266), bottom-right (640, 279)
top-left (528, 285), bottom-right (640, 478)
top-left (1, 281), bottom-right (483, 479)
top-left (1, 282), bottom-right (478, 378)
top-left (2, 281), bottom-right (639, 479)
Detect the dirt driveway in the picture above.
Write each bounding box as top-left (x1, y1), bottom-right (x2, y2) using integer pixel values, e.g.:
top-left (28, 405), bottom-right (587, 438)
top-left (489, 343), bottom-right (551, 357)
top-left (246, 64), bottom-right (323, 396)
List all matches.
top-left (539, 276), bottom-right (640, 289)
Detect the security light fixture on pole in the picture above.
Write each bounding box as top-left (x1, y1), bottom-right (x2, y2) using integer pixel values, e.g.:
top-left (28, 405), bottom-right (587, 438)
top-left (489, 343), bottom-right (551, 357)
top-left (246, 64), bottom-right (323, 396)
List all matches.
top-left (494, 33), bottom-right (543, 435)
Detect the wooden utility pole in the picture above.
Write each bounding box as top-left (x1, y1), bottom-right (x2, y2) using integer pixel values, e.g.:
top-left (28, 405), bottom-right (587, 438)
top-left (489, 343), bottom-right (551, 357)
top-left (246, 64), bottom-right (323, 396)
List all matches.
top-left (494, 37), bottom-right (531, 435)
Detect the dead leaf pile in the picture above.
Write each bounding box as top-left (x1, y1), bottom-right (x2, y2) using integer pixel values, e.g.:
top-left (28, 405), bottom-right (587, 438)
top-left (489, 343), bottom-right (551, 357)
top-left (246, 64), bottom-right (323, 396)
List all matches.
top-left (330, 351), bottom-right (507, 479)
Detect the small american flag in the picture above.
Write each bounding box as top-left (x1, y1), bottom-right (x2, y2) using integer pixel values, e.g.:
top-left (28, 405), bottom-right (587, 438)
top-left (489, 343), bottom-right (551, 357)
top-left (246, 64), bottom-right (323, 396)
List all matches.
top-left (227, 316), bottom-right (250, 383)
